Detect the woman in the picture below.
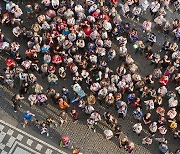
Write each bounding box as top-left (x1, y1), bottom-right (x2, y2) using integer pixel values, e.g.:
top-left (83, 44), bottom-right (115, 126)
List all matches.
top-left (167, 108), bottom-right (177, 120)
top-left (129, 29), bottom-right (138, 42)
top-left (58, 98), bottom-right (69, 110)
top-left (119, 136), bottom-right (129, 148)
top-left (28, 93), bottom-right (38, 107)
top-left (126, 142), bottom-right (135, 153)
top-left (143, 20), bottom-right (152, 33)
top-left (105, 93), bottom-right (115, 107)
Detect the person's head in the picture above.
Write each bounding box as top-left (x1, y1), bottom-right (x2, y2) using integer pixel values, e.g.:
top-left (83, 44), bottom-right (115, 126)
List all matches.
top-left (146, 113), bottom-right (151, 118)
top-left (71, 108), bottom-right (76, 113)
top-left (26, 110), bottom-right (30, 114)
top-left (61, 111), bottom-right (66, 115)
top-left (42, 122), bottom-right (46, 127)
top-left (153, 122), bottom-right (157, 126)
top-left (136, 107), bottom-right (141, 112)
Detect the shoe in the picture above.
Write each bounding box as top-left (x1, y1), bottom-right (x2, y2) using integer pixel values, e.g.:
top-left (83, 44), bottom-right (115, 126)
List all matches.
top-left (14, 110), bottom-right (17, 113)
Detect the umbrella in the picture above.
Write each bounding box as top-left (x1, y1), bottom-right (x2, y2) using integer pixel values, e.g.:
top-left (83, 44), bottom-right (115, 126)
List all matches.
top-left (52, 55), bottom-right (62, 65)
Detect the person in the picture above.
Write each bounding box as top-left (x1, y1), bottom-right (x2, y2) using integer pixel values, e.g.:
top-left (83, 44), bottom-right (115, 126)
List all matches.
top-left (133, 123), bottom-right (142, 136)
top-left (104, 129), bottom-right (113, 140)
top-left (0, 0), bottom-right (179, 152)
top-left (58, 97), bottom-right (69, 110)
top-left (133, 107), bottom-right (143, 121)
top-left (158, 142), bottom-right (169, 153)
top-left (126, 142), bottom-right (135, 153)
top-left (142, 136), bottom-right (152, 145)
top-left (119, 136), bottom-right (129, 148)
top-left (22, 111), bottom-right (35, 128)
top-left (70, 108), bottom-right (78, 122)
top-left (149, 122), bottom-right (158, 135)
top-left (84, 104), bottom-right (94, 115)
top-left (90, 111), bottom-right (101, 122)
top-left (62, 87), bottom-right (70, 102)
top-left (87, 118), bottom-right (96, 132)
top-left (59, 111), bottom-right (68, 127)
top-left (46, 116), bottom-right (57, 128)
top-left (60, 136), bottom-right (71, 148)
top-left (11, 93), bottom-right (24, 112)
top-left (39, 122), bottom-right (49, 137)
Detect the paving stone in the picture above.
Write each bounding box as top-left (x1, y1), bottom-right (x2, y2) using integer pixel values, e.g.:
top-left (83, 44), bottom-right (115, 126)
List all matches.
top-left (6, 129), bottom-right (14, 136)
top-left (35, 143), bottom-right (43, 151)
top-left (16, 134), bottom-right (24, 141)
top-left (26, 139), bottom-right (33, 146)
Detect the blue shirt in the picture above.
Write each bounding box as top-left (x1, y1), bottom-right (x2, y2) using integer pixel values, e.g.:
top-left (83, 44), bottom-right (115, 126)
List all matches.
top-left (23, 113), bottom-right (33, 120)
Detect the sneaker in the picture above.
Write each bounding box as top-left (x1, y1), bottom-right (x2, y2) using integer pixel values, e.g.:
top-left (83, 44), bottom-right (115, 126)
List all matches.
top-left (47, 133), bottom-right (49, 137)
top-left (14, 110), bottom-right (17, 113)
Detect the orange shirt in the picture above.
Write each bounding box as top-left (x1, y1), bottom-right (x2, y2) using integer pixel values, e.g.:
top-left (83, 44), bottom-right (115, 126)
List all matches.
top-left (59, 101), bottom-right (69, 109)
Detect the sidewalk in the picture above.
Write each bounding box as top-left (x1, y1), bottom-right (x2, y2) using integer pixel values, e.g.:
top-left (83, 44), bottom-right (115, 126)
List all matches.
top-left (0, 119), bottom-right (66, 154)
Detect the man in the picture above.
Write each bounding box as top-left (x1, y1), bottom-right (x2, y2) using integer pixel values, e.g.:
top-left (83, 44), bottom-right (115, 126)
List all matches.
top-left (11, 93), bottom-right (24, 112)
top-left (62, 86), bottom-right (70, 102)
top-left (22, 111), bottom-right (35, 128)
top-left (39, 122), bottom-right (49, 137)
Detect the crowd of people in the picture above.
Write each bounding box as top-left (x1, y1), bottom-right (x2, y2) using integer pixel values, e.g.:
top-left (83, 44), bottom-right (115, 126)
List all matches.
top-left (0, 0), bottom-right (179, 153)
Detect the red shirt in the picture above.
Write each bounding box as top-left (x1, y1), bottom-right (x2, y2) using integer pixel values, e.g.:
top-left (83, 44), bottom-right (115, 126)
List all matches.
top-left (84, 27), bottom-right (92, 37)
top-left (159, 77), bottom-right (169, 86)
top-left (6, 59), bottom-right (15, 68)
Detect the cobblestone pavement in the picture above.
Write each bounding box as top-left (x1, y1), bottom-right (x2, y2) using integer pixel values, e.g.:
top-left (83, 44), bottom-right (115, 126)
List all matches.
top-left (0, 0), bottom-right (179, 154)
top-left (0, 82), bottom-right (152, 154)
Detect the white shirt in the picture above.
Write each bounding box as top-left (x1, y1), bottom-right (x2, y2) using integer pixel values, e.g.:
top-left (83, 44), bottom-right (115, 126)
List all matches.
top-left (85, 105), bottom-right (95, 114)
top-left (150, 1), bottom-right (160, 12)
top-left (133, 123), bottom-right (142, 134)
top-left (6, 3), bottom-right (15, 12)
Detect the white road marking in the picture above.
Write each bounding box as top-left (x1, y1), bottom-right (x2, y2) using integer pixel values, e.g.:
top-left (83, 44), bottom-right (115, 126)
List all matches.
top-left (0, 123), bottom-right (5, 131)
top-left (45, 149), bottom-right (53, 154)
top-left (0, 131), bottom-right (6, 142)
top-left (27, 139), bottom-right (33, 146)
top-left (16, 134), bottom-right (24, 141)
top-left (35, 143), bottom-right (43, 151)
top-left (1, 150), bottom-right (7, 154)
top-left (0, 143), bottom-right (5, 150)
top-left (7, 129), bottom-right (14, 136)
top-left (0, 120), bottom-right (67, 154)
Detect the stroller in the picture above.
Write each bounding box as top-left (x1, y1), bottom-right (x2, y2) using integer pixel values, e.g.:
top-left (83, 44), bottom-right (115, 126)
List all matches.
top-left (71, 83), bottom-right (86, 104)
